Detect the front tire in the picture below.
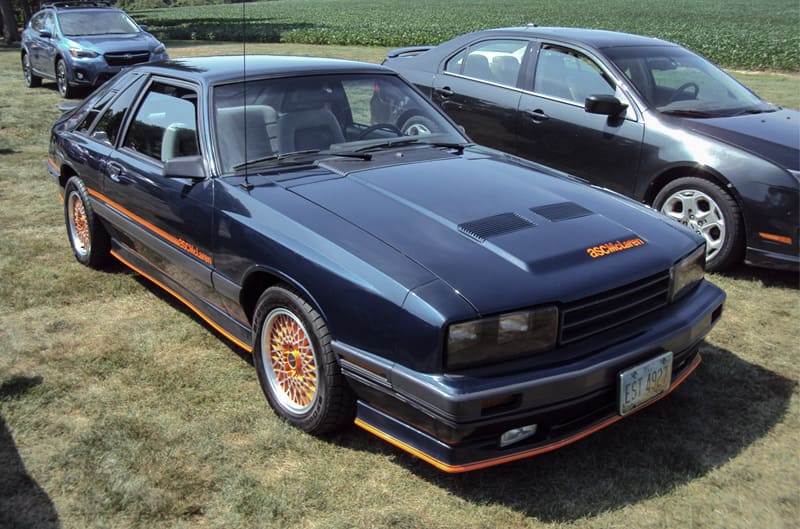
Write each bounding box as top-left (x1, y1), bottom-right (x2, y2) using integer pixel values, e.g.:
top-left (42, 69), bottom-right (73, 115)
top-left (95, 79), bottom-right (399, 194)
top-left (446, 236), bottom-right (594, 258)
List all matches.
top-left (253, 286), bottom-right (355, 434)
top-left (64, 177), bottom-right (111, 268)
top-left (56, 59), bottom-right (77, 99)
top-left (653, 176), bottom-right (743, 272)
top-left (22, 53), bottom-right (42, 88)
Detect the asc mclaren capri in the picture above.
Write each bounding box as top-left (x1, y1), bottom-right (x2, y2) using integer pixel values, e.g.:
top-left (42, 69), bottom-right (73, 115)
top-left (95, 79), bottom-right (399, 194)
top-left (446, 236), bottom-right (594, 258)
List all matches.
top-left (48, 56), bottom-right (725, 472)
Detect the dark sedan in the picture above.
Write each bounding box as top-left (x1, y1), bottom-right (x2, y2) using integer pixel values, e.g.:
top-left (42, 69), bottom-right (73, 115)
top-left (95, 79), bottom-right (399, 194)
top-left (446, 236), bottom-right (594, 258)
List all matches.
top-left (48, 56), bottom-right (724, 472)
top-left (383, 27), bottom-right (800, 272)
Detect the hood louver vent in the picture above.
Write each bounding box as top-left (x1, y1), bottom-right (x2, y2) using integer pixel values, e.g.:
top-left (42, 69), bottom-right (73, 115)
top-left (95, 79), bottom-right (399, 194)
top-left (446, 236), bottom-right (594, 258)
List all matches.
top-left (531, 202), bottom-right (592, 222)
top-left (458, 213), bottom-right (534, 242)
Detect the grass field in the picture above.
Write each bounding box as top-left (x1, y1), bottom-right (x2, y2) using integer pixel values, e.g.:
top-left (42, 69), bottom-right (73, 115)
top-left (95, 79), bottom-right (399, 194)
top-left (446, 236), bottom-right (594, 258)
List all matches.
top-left (131, 0), bottom-right (800, 71)
top-left (1, 41), bottom-right (799, 529)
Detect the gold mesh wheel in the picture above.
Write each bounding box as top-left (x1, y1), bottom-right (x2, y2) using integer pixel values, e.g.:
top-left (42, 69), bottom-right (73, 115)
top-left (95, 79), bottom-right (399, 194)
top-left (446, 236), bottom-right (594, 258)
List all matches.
top-left (261, 308), bottom-right (319, 414)
top-left (67, 191), bottom-right (91, 258)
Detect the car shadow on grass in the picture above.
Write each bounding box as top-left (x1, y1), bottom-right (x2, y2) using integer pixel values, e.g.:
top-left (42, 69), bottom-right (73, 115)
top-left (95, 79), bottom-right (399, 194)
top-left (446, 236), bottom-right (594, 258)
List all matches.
top-left (722, 262), bottom-right (799, 289)
top-left (0, 376), bottom-right (61, 529)
top-left (337, 342), bottom-right (795, 522)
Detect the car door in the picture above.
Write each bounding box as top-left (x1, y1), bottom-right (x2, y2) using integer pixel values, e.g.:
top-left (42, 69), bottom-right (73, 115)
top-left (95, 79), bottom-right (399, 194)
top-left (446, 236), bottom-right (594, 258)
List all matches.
top-left (101, 77), bottom-right (216, 301)
top-left (431, 39), bottom-right (528, 153)
top-left (29, 11), bottom-right (55, 74)
top-left (517, 43), bottom-right (644, 194)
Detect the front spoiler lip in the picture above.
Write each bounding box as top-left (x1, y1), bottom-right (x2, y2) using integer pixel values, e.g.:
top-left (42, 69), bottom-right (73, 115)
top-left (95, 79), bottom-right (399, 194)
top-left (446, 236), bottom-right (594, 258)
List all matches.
top-left (354, 353), bottom-right (701, 473)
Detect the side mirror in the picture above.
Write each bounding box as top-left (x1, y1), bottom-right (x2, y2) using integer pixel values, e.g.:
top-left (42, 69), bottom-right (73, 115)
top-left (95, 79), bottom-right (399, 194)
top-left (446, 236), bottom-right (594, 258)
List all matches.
top-left (163, 155), bottom-right (207, 181)
top-left (139, 24), bottom-right (148, 32)
top-left (584, 94), bottom-right (628, 117)
top-left (39, 29), bottom-right (52, 38)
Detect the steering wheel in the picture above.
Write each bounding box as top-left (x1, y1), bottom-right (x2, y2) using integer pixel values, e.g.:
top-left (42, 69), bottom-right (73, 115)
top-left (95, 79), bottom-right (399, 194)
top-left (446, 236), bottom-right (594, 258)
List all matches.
top-left (357, 123), bottom-right (403, 140)
top-left (667, 82), bottom-right (700, 103)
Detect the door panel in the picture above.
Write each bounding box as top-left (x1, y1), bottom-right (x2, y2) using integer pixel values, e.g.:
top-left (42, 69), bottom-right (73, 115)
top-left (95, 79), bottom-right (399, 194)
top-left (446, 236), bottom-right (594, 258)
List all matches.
top-left (518, 44), bottom-right (644, 193)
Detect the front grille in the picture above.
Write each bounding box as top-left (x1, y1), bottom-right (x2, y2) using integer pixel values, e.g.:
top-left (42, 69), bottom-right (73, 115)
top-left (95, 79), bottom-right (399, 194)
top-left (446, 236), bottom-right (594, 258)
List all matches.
top-left (104, 51), bottom-right (151, 66)
top-left (560, 271), bottom-right (670, 345)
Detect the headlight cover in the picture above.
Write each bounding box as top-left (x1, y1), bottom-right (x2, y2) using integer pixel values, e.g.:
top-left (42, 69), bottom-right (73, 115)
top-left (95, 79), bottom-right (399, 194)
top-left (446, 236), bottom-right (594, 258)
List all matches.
top-left (670, 244), bottom-right (706, 302)
top-left (69, 47), bottom-right (99, 59)
top-left (446, 307), bottom-right (558, 370)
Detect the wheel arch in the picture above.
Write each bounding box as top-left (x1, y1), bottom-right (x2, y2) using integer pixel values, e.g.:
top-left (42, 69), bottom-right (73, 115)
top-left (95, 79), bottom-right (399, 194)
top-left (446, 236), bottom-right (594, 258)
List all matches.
top-left (643, 164), bottom-right (743, 210)
top-left (239, 267), bottom-right (328, 329)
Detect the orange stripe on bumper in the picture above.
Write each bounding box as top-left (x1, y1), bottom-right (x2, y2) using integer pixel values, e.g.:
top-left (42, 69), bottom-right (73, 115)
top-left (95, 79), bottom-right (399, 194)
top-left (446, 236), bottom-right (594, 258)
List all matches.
top-left (356, 354), bottom-right (702, 473)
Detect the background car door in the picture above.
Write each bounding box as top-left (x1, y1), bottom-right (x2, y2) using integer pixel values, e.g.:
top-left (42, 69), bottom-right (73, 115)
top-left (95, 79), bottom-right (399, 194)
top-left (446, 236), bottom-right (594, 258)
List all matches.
top-left (517, 44), bottom-right (644, 194)
top-left (102, 78), bottom-right (216, 300)
top-left (432, 39), bottom-right (527, 152)
top-left (29, 11), bottom-right (56, 75)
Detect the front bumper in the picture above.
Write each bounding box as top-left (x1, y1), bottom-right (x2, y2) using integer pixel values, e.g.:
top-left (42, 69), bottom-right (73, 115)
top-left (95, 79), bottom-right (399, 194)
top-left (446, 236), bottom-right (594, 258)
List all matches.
top-left (336, 279), bottom-right (725, 472)
top-left (67, 52), bottom-right (168, 86)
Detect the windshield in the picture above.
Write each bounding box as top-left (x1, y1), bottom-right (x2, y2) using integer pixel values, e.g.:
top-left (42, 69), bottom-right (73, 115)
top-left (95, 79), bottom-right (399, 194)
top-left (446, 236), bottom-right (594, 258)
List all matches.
top-left (59, 11), bottom-right (140, 36)
top-left (605, 45), bottom-right (772, 116)
top-left (212, 73), bottom-right (467, 173)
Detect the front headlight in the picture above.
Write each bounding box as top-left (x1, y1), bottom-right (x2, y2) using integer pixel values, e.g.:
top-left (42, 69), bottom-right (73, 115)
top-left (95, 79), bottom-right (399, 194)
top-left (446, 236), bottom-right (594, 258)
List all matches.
top-left (153, 44), bottom-right (166, 54)
top-left (445, 307), bottom-right (558, 370)
top-left (670, 244), bottom-right (706, 302)
top-left (69, 47), bottom-right (99, 59)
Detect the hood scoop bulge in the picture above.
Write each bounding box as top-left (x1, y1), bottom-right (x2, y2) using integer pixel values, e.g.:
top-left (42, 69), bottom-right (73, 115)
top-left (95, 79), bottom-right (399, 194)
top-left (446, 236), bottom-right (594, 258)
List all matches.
top-left (531, 201), bottom-right (593, 222)
top-left (458, 213), bottom-right (535, 242)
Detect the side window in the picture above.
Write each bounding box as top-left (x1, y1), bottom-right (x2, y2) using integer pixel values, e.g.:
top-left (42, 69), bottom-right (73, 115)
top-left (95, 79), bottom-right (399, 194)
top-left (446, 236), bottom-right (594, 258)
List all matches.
top-left (533, 45), bottom-right (615, 103)
top-left (444, 49), bottom-right (465, 74)
top-left (93, 75), bottom-right (145, 145)
top-left (43, 12), bottom-right (55, 33)
top-left (31, 13), bottom-right (45, 32)
top-left (452, 40), bottom-right (527, 86)
top-left (123, 82), bottom-right (199, 162)
top-left (76, 90), bottom-right (117, 135)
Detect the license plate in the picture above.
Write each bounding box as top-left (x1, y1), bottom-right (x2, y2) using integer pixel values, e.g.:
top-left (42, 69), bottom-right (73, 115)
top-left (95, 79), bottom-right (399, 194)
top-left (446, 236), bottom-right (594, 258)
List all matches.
top-left (618, 351), bottom-right (673, 415)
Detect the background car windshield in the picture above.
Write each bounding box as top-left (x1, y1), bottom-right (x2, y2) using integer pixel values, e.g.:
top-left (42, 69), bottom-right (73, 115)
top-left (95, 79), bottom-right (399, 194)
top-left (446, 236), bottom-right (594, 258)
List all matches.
top-left (606, 46), bottom-right (769, 115)
top-left (213, 74), bottom-right (465, 173)
top-left (59, 11), bottom-right (140, 36)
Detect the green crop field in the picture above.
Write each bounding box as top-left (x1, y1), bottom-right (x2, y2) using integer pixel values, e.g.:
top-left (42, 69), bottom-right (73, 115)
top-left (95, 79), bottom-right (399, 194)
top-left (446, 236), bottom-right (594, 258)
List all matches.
top-left (131, 0), bottom-right (800, 71)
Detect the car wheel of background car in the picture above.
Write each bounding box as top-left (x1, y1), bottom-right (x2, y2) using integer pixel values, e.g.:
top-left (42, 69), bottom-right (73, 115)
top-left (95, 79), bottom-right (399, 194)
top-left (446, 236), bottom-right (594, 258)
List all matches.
top-left (357, 122), bottom-right (403, 140)
top-left (56, 59), bottom-right (76, 99)
top-left (64, 176), bottom-right (111, 268)
top-left (22, 53), bottom-right (41, 88)
top-left (401, 115), bottom-right (436, 136)
top-left (253, 285), bottom-right (355, 434)
top-left (654, 176), bottom-right (743, 272)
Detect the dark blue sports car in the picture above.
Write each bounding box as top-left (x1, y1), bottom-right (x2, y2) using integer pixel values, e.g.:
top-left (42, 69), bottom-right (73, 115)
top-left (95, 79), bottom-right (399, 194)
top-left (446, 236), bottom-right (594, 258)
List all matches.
top-left (48, 56), bottom-right (725, 472)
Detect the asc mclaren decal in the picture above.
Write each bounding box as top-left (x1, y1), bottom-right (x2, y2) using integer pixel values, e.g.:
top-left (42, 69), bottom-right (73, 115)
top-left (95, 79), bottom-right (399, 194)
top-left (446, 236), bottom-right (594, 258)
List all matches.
top-left (586, 237), bottom-right (646, 259)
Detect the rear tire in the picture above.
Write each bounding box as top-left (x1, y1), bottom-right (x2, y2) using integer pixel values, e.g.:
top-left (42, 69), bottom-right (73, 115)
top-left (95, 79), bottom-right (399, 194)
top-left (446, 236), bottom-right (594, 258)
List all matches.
top-left (653, 176), bottom-right (743, 272)
top-left (22, 53), bottom-right (42, 88)
top-left (253, 286), bottom-right (355, 434)
top-left (64, 176), bottom-right (111, 269)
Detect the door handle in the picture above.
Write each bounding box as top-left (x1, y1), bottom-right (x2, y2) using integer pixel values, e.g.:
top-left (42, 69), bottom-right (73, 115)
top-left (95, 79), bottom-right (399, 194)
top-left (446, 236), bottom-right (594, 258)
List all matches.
top-left (437, 86), bottom-right (454, 98)
top-left (106, 161), bottom-right (125, 183)
top-left (526, 109), bottom-right (550, 123)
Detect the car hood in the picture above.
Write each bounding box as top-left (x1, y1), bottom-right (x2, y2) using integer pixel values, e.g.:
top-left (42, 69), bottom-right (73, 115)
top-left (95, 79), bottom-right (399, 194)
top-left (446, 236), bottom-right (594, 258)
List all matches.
top-left (68, 33), bottom-right (160, 52)
top-left (284, 148), bottom-right (699, 315)
top-left (675, 108), bottom-right (800, 171)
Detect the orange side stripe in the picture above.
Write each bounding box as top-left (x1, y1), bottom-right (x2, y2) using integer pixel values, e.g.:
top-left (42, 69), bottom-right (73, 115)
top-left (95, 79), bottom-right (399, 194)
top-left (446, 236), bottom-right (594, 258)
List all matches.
top-left (356, 354), bottom-right (702, 473)
top-left (758, 232), bottom-right (793, 245)
top-left (111, 249), bottom-right (253, 352)
top-left (88, 188), bottom-right (212, 264)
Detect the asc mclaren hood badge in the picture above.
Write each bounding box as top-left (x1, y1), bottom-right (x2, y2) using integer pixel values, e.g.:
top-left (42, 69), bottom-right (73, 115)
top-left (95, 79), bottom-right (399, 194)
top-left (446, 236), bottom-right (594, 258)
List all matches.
top-left (586, 237), bottom-right (646, 259)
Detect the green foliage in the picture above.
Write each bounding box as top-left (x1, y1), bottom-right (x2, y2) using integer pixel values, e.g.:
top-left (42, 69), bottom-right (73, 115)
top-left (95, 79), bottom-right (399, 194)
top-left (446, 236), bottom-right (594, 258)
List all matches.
top-left (130, 0), bottom-right (800, 71)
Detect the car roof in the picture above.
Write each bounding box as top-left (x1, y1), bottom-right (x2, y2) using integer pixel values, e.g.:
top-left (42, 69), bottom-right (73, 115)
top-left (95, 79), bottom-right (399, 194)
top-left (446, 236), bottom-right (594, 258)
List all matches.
top-left (137, 55), bottom-right (393, 85)
top-left (42, 1), bottom-right (120, 11)
top-left (472, 26), bottom-right (680, 50)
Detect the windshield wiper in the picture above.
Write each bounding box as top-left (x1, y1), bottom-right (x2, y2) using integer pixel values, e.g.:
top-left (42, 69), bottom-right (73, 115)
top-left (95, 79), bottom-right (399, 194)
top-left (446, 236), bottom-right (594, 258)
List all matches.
top-left (729, 106), bottom-right (778, 117)
top-left (233, 149), bottom-right (321, 170)
top-left (355, 137), bottom-right (470, 153)
top-left (660, 109), bottom-right (714, 118)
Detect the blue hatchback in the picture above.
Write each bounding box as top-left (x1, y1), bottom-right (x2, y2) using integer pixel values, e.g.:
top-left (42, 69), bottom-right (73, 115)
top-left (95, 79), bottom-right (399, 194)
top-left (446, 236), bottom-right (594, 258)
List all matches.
top-left (21, 1), bottom-right (167, 98)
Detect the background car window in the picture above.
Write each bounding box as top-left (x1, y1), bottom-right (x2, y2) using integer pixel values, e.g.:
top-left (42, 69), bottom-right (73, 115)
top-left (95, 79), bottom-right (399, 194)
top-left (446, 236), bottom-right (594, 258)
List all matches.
top-left (92, 76), bottom-right (145, 145)
top-left (444, 49), bottom-right (465, 74)
top-left (123, 82), bottom-right (199, 162)
top-left (534, 46), bottom-right (615, 103)
top-left (456, 40), bottom-right (527, 86)
top-left (30, 12), bottom-right (46, 32)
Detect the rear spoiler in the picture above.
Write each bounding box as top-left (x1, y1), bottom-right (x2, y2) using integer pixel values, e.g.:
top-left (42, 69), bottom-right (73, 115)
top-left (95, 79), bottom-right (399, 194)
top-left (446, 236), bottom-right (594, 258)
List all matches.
top-left (385, 46), bottom-right (433, 59)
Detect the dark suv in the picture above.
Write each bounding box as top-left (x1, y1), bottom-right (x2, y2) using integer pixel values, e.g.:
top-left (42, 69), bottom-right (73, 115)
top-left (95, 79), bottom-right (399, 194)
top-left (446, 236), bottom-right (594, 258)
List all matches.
top-left (21, 1), bottom-right (167, 98)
